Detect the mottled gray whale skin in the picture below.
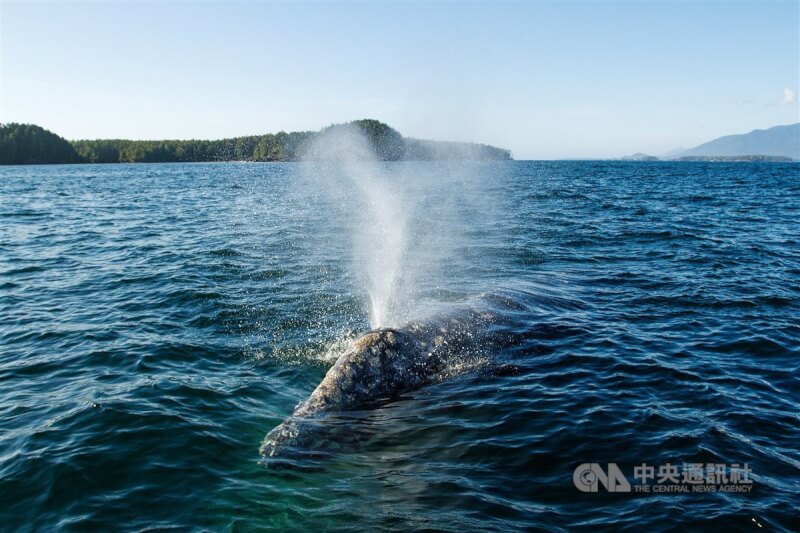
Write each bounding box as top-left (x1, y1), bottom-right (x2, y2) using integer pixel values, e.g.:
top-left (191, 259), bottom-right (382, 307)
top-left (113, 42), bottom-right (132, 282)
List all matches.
top-left (260, 300), bottom-right (500, 458)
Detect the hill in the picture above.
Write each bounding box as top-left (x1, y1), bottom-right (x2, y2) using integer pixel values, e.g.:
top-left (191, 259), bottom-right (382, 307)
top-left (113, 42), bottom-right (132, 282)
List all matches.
top-left (620, 152), bottom-right (659, 161)
top-left (0, 124), bottom-right (82, 164)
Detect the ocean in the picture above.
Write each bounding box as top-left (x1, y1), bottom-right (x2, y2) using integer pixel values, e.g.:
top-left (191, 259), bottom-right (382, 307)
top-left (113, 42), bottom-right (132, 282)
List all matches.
top-left (0, 161), bottom-right (798, 531)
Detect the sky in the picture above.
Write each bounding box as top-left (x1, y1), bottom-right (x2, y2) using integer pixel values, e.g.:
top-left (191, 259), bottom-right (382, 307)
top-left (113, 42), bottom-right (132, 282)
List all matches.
top-left (1, 0), bottom-right (798, 159)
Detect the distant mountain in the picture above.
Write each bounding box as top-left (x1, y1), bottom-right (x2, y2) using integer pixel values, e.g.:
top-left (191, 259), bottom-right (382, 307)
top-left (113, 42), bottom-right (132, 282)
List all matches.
top-left (677, 123), bottom-right (799, 160)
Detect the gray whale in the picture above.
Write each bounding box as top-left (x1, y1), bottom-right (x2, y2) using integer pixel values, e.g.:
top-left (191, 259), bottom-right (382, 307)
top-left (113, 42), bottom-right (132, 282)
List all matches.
top-left (260, 295), bottom-right (511, 459)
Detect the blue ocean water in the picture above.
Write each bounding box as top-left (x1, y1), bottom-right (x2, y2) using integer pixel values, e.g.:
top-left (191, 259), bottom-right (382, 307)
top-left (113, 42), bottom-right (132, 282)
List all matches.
top-left (0, 161), bottom-right (798, 531)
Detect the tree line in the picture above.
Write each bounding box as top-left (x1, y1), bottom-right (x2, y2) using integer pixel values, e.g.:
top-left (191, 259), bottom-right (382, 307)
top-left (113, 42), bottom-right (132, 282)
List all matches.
top-left (0, 119), bottom-right (512, 165)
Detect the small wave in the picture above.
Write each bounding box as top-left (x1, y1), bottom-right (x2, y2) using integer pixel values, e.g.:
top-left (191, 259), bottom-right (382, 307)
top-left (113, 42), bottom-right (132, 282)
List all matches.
top-left (208, 248), bottom-right (243, 257)
top-left (0, 265), bottom-right (46, 276)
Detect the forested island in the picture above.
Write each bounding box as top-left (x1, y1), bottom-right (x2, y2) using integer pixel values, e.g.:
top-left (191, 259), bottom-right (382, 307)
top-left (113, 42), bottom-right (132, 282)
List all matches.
top-left (0, 120), bottom-right (511, 165)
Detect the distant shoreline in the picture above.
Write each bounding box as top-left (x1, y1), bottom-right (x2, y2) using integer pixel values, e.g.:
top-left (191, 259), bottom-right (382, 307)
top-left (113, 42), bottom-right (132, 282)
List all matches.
top-left (618, 155), bottom-right (795, 163)
top-left (2, 159), bottom-right (797, 169)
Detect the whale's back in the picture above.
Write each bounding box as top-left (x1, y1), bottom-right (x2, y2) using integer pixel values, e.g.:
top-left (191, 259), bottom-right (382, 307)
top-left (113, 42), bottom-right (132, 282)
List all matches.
top-left (297, 328), bottom-right (441, 414)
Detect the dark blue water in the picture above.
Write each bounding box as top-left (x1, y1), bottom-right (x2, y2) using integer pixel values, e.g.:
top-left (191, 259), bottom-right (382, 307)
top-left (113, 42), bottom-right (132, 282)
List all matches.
top-left (1, 161), bottom-right (798, 531)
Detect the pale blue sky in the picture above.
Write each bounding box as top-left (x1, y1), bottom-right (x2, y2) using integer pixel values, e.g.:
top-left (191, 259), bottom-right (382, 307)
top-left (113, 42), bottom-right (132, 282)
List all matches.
top-left (1, 0), bottom-right (798, 159)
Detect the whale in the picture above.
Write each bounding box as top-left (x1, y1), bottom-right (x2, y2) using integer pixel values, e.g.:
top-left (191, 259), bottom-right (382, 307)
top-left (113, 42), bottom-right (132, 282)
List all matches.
top-left (259, 293), bottom-right (521, 459)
